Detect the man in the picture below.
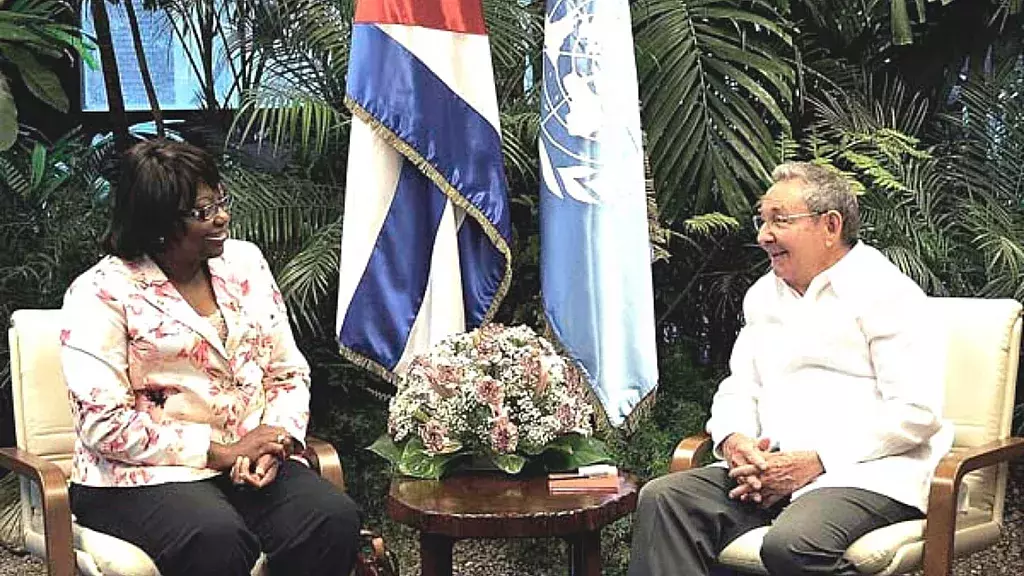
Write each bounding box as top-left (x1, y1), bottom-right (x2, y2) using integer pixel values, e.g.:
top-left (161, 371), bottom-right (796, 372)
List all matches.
top-left (628, 162), bottom-right (953, 576)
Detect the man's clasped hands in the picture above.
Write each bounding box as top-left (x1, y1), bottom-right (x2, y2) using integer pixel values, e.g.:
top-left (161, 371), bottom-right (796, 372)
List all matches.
top-left (721, 433), bottom-right (825, 508)
top-left (207, 424), bottom-right (298, 489)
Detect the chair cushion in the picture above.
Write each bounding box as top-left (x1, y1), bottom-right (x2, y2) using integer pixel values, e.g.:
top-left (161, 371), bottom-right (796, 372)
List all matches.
top-left (718, 507), bottom-right (997, 574)
top-left (9, 310), bottom-right (76, 476)
top-left (25, 513), bottom-right (268, 576)
top-left (23, 520), bottom-right (157, 576)
top-left (937, 298), bottom-right (1021, 517)
top-left (75, 524), bottom-right (161, 576)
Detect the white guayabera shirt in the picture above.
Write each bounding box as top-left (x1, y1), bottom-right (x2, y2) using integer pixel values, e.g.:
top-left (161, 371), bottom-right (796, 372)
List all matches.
top-left (706, 241), bottom-right (954, 512)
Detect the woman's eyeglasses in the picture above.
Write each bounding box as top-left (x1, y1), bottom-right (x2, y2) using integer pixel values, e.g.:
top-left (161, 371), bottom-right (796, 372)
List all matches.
top-left (183, 194), bottom-right (232, 222)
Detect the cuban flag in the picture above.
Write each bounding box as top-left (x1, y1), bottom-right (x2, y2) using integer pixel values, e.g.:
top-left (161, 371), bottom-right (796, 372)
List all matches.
top-left (539, 0), bottom-right (658, 428)
top-left (336, 0), bottom-right (512, 380)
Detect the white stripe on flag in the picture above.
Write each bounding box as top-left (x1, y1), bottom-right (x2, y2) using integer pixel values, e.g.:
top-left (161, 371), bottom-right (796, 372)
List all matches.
top-left (377, 24), bottom-right (501, 132)
top-left (335, 116), bottom-right (403, 335)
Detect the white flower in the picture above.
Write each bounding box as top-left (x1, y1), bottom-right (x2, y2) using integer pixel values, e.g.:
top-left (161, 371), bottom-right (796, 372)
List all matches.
top-left (388, 324), bottom-right (594, 460)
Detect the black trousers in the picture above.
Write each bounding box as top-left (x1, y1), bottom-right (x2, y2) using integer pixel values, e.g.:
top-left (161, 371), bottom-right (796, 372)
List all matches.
top-left (70, 460), bottom-right (362, 576)
top-left (628, 466), bottom-right (923, 576)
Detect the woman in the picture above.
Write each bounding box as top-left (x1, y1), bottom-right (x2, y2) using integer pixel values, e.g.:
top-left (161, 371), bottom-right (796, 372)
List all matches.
top-left (60, 139), bottom-right (361, 576)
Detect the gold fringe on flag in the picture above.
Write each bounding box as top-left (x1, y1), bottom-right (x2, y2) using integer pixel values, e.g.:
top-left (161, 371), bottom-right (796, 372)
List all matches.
top-left (338, 97), bottom-right (514, 386)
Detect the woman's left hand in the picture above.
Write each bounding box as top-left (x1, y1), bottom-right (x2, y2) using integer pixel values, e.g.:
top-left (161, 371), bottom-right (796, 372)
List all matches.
top-left (230, 453), bottom-right (280, 488)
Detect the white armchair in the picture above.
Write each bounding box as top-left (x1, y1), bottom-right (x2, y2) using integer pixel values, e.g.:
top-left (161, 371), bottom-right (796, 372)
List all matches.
top-left (668, 297), bottom-right (1024, 576)
top-left (0, 309), bottom-right (345, 576)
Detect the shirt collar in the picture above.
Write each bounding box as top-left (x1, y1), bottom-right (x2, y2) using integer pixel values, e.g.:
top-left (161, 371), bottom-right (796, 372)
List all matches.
top-left (775, 240), bottom-right (863, 300)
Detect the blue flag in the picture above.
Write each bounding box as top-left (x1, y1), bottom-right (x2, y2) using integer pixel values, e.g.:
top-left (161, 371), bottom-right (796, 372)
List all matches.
top-left (540, 0), bottom-right (659, 427)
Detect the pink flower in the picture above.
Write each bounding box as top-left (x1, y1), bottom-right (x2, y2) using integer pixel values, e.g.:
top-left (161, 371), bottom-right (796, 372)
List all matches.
top-left (523, 353), bottom-right (542, 389)
top-left (435, 364), bottom-right (464, 387)
top-left (564, 362), bottom-right (586, 394)
top-left (420, 420), bottom-right (450, 454)
top-left (535, 357), bottom-right (552, 396)
top-left (474, 377), bottom-right (503, 409)
top-left (489, 414), bottom-right (519, 453)
top-left (556, 402), bottom-right (576, 432)
top-left (479, 323), bottom-right (505, 339)
top-left (409, 359), bottom-right (456, 399)
top-left (474, 338), bottom-right (501, 363)
top-left (407, 357), bottom-right (433, 379)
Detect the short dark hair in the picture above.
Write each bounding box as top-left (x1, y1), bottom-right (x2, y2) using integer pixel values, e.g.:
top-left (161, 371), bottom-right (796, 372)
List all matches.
top-left (102, 139), bottom-right (221, 260)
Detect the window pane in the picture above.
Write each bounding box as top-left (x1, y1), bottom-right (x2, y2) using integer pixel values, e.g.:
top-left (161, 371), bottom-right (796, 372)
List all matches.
top-left (81, 3), bottom-right (237, 112)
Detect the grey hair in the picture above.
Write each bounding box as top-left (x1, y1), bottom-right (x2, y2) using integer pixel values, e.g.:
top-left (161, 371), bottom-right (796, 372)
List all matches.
top-left (771, 162), bottom-right (860, 246)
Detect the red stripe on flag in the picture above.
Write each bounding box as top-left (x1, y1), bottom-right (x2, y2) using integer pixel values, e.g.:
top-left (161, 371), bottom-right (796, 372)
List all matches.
top-left (354, 0), bottom-right (486, 35)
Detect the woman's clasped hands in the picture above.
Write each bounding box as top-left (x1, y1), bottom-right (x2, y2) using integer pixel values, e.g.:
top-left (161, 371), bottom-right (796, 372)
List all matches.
top-left (208, 424), bottom-right (297, 489)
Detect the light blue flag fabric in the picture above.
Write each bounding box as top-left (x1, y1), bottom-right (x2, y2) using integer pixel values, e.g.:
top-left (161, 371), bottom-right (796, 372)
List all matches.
top-left (539, 0), bottom-right (659, 427)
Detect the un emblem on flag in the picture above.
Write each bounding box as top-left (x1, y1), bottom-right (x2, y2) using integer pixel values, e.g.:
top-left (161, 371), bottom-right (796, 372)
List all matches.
top-left (540, 0), bottom-right (641, 206)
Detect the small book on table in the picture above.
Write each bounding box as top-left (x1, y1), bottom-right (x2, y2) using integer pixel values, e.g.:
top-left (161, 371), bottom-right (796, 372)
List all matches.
top-left (548, 464), bottom-right (620, 493)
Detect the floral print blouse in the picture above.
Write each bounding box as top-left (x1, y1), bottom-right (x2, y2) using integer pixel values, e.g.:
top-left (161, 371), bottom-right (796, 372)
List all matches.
top-left (60, 240), bottom-right (311, 487)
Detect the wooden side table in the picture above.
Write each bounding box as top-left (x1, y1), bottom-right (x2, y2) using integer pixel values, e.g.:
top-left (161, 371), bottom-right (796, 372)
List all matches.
top-left (387, 471), bottom-right (638, 576)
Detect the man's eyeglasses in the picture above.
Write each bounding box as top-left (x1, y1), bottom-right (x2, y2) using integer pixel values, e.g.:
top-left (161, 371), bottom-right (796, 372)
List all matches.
top-left (752, 211), bottom-right (822, 232)
top-left (183, 194), bottom-right (232, 222)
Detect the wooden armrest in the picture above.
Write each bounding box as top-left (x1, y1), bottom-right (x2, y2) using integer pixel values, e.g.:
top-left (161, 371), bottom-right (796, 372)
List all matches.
top-left (670, 432), bottom-right (713, 473)
top-left (0, 447), bottom-right (75, 576)
top-left (304, 435), bottom-right (345, 491)
top-left (923, 437), bottom-right (1024, 576)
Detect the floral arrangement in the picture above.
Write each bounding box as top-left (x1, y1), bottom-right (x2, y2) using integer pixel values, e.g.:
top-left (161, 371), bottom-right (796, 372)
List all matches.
top-left (369, 324), bottom-right (611, 479)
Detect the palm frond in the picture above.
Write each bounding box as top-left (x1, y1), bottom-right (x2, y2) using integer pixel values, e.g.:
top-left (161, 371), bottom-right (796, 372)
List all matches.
top-left (224, 0), bottom-right (356, 157)
top-left (787, 76), bottom-right (991, 297)
top-left (233, 85), bottom-right (347, 156)
top-left (500, 110), bottom-right (541, 191)
top-left (276, 219), bottom-right (342, 334)
top-left (682, 212), bottom-right (741, 238)
top-left (840, 150), bottom-right (911, 193)
top-left (634, 0), bottom-right (796, 221)
top-left (0, 473), bottom-right (20, 550)
top-left (483, 0), bottom-right (543, 105)
top-left (249, 0), bottom-right (354, 93)
top-left (878, 244), bottom-right (947, 295)
top-left (224, 166), bottom-right (340, 251)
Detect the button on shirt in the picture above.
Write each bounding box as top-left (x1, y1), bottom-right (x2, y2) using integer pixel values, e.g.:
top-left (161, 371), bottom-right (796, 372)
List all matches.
top-left (706, 242), bottom-right (954, 512)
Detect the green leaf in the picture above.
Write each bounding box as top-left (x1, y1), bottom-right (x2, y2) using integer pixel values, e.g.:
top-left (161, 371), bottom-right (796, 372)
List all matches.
top-left (890, 0), bottom-right (913, 46)
top-left (4, 45), bottom-right (69, 113)
top-left (0, 74), bottom-right (17, 152)
top-left (0, 21), bottom-right (45, 42)
top-left (396, 436), bottom-right (458, 479)
top-left (30, 142), bottom-right (46, 188)
top-left (563, 436), bottom-right (614, 469)
top-left (46, 28), bottom-right (99, 70)
top-left (683, 213), bottom-right (740, 238)
top-left (518, 440), bottom-right (548, 457)
top-left (913, 0), bottom-right (927, 23)
top-left (491, 453), bottom-right (526, 474)
top-left (540, 433), bottom-right (613, 471)
top-left (366, 434), bottom-right (403, 466)
top-left (541, 434), bottom-right (580, 456)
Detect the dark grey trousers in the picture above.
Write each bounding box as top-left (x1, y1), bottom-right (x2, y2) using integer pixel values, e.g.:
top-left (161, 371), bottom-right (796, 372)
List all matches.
top-left (69, 460), bottom-right (362, 576)
top-left (627, 466), bottom-right (923, 576)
